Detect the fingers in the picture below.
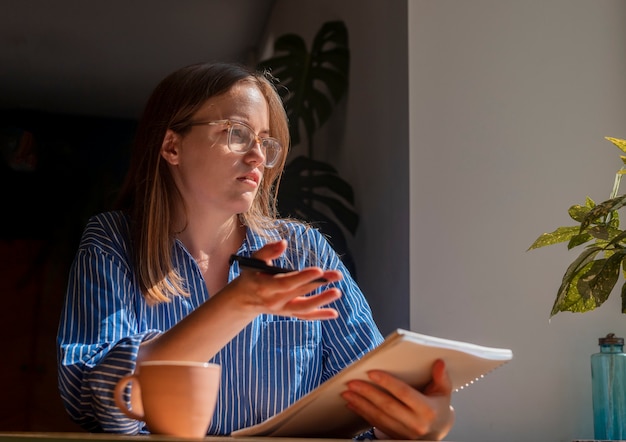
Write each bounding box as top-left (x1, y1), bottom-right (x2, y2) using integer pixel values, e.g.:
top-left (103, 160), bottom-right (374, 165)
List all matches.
top-left (341, 363), bottom-right (454, 440)
top-left (266, 269), bottom-right (343, 289)
top-left (232, 241), bottom-right (344, 319)
top-left (279, 287), bottom-right (340, 308)
top-left (342, 374), bottom-right (427, 439)
top-left (251, 278), bottom-right (342, 319)
top-left (281, 288), bottom-right (341, 317)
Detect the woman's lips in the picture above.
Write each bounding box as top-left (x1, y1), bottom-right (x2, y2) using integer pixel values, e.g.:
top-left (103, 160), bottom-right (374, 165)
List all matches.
top-left (237, 172), bottom-right (260, 186)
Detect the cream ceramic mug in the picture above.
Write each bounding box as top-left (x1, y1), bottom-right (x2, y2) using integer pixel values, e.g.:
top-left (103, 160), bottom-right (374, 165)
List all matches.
top-left (114, 361), bottom-right (221, 438)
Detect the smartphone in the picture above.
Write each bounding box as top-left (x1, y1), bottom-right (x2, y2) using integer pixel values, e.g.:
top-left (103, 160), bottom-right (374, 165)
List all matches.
top-left (229, 255), bottom-right (327, 283)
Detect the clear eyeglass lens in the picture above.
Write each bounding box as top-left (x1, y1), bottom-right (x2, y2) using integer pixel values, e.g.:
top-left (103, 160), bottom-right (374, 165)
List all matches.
top-left (261, 139), bottom-right (280, 166)
top-left (228, 124), bottom-right (250, 151)
top-left (228, 123), bottom-right (281, 167)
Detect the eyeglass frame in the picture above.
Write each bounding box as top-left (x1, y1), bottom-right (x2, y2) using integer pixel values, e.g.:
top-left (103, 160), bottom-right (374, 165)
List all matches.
top-left (186, 119), bottom-right (283, 168)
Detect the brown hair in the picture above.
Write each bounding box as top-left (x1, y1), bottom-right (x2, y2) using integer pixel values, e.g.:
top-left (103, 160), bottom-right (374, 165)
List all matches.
top-left (116, 62), bottom-right (290, 304)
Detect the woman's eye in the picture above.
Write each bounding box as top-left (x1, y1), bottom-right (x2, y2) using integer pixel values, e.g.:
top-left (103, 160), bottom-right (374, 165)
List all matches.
top-left (230, 129), bottom-right (248, 143)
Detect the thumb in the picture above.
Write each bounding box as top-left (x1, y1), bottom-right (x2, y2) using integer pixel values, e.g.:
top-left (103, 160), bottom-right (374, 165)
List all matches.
top-left (424, 359), bottom-right (453, 396)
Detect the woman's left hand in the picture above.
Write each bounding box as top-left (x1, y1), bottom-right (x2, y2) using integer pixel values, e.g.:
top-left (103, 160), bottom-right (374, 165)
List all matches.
top-left (341, 359), bottom-right (455, 440)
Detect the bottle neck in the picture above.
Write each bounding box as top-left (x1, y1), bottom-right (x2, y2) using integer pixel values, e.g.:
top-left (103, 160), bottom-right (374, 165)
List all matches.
top-left (600, 344), bottom-right (624, 353)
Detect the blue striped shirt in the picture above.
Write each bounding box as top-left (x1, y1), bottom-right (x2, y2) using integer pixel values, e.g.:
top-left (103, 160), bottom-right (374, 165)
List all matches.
top-left (57, 211), bottom-right (383, 435)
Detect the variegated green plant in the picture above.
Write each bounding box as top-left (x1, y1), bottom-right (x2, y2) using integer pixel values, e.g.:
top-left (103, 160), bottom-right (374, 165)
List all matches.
top-left (529, 137), bottom-right (626, 316)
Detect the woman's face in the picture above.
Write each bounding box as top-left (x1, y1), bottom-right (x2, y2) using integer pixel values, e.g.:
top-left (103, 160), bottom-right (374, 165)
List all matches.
top-left (162, 81), bottom-right (270, 219)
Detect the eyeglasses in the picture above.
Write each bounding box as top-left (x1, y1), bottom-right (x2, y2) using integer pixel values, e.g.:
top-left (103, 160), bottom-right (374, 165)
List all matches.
top-left (187, 119), bottom-right (282, 168)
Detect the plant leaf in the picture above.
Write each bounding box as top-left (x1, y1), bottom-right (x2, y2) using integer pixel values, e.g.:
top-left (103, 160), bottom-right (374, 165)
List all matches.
top-left (258, 22), bottom-right (358, 268)
top-left (577, 252), bottom-right (624, 305)
top-left (278, 155), bottom-right (359, 238)
top-left (581, 195), bottom-right (626, 231)
top-left (568, 204), bottom-right (591, 222)
top-left (276, 189), bottom-right (357, 277)
top-left (528, 226), bottom-right (581, 250)
top-left (533, 137), bottom-right (626, 317)
top-left (606, 137), bottom-right (626, 154)
top-left (257, 20), bottom-right (350, 147)
top-left (561, 246), bottom-right (603, 288)
top-left (284, 155), bottom-right (337, 174)
top-left (568, 233), bottom-right (593, 249)
top-left (607, 229), bottom-right (626, 248)
top-left (586, 225), bottom-right (623, 241)
top-left (551, 248), bottom-right (625, 316)
top-left (304, 192), bottom-right (359, 234)
top-left (292, 174), bottom-right (355, 203)
top-left (609, 210), bottom-right (620, 228)
top-left (551, 260), bottom-right (597, 316)
top-left (552, 246), bottom-right (602, 315)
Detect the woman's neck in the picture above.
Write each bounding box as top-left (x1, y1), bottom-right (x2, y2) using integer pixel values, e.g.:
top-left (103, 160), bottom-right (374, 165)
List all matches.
top-left (175, 214), bottom-right (246, 294)
top-left (176, 215), bottom-right (244, 257)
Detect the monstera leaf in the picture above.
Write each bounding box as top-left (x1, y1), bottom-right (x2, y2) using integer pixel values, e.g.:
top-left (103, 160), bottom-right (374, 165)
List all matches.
top-left (258, 21), bottom-right (358, 275)
top-left (258, 20), bottom-right (349, 153)
top-left (277, 155), bottom-right (358, 275)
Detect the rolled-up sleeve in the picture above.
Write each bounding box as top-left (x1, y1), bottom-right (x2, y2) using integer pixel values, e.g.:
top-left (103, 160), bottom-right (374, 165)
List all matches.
top-left (57, 217), bottom-right (158, 433)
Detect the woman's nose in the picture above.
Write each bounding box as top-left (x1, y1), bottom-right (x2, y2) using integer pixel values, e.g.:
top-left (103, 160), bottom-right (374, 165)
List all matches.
top-left (244, 139), bottom-right (266, 165)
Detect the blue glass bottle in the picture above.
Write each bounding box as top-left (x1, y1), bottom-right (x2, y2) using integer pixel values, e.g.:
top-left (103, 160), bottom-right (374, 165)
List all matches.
top-left (591, 333), bottom-right (626, 440)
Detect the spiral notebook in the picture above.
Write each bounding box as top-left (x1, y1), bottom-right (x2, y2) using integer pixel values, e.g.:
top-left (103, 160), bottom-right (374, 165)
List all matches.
top-left (232, 328), bottom-right (513, 438)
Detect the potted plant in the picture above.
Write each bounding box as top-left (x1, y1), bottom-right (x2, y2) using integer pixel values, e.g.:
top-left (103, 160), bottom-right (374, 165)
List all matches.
top-left (529, 137), bottom-right (626, 316)
top-left (257, 20), bottom-right (359, 275)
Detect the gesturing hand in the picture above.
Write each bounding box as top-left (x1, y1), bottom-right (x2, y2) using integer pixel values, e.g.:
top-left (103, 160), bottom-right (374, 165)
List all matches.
top-left (229, 240), bottom-right (343, 320)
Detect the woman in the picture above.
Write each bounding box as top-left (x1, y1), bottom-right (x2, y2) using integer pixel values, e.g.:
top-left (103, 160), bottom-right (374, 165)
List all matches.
top-left (57, 62), bottom-right (454, 440)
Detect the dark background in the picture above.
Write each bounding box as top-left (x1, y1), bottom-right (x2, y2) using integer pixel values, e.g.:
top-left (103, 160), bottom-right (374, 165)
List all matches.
top-left (0, 110), bottom-right (136, 431)
top-left (0, 0), bottom-right (275, 430)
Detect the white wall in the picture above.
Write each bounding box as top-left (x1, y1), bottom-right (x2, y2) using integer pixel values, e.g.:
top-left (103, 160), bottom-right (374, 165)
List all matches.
top-left (264, 0), bottom-right (410, 334)
top-left (268, 1), bottom-right (626, 440)
top-left (409, 1), bottom-right (626, 441)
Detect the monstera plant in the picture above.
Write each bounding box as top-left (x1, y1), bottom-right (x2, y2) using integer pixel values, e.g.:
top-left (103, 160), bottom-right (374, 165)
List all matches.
top-left (257, 21), bottom-right (359, 275)
top-left (529, 137), bottom-right (626, 316)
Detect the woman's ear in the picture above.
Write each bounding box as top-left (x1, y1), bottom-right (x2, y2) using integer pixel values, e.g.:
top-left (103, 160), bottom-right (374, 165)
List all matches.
top-left (160, 129), bottom-right (181, 165)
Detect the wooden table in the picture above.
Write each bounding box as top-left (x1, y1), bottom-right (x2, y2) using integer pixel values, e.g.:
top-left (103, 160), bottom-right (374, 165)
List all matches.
top-left (0, 433), bottom-right (356, 442)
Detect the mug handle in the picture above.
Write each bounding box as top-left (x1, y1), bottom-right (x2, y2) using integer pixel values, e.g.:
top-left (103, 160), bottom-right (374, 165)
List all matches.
top-left (114, 374), bottom-right (144, 421)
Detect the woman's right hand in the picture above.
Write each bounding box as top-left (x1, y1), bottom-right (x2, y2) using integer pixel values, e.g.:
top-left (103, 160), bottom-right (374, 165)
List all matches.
top-left (227, 239), bottom-right (343, 320)
top-left (137, 240), bottom-right (342, 363)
